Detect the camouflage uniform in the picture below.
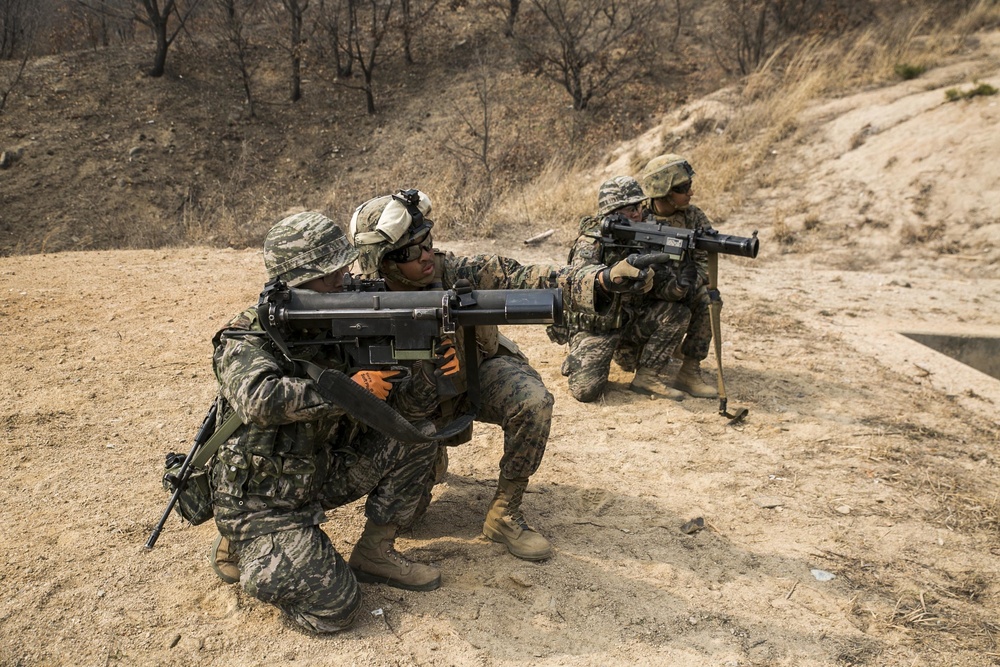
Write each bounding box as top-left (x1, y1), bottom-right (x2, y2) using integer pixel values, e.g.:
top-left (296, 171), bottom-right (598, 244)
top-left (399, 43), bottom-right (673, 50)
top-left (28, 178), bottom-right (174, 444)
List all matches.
top-left (551, 218), bottom-right (681, 402)
top-left (209, 212), bottom-right (440, 633)
top-left (349, 190), bottom-right (621, 561)
top-left (639, 155), bottom-right (714, 365)
top-left (370, 249), bottom-right (605, 518)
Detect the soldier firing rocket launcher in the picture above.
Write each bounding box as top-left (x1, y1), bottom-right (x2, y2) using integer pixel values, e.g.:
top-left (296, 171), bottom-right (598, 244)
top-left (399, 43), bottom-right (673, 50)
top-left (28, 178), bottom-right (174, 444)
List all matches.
top-left (599, 215), bottom-right (760, 261)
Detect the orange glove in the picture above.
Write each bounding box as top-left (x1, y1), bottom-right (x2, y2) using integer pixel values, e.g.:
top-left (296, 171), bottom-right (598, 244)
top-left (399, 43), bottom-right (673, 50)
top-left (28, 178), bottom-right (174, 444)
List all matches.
top-left (435, 337), bottom-right (461, 377)
top-left (351, 369), bottom-right (401, 400)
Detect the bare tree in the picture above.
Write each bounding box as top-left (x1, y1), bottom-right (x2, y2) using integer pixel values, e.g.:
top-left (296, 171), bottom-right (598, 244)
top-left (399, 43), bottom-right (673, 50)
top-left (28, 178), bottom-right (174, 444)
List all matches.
top-left (71, 1), bottom-right (136, 49)
top-left (397, 0), bottom-right (438, 64)
top-left (136, 0), bottom-right (204, 76)
top-left (76, 0), bottom-right (204, 76)
top-left (211, 0), bottom-right (261, 116)
top-left (282, 0), bottom-right (309, 101)
top-left (342, 0), bottom-right (395, 114)
top-left (707, 0), bottom-right (773, 76)
top-left (315, 0), bottom-right (355, 77)
top-left (515, 0), bottom-right (663, 111)
top-left (0, 0), bottom-right (38, 116)
top-left (484, 0), bottom-right (520, 37)
top-left (0, 46), bottom-right (26, 115)
top-left (443, 53), bottom-right (507, 213)
top-left (0, 0), bottom-right (35, 59)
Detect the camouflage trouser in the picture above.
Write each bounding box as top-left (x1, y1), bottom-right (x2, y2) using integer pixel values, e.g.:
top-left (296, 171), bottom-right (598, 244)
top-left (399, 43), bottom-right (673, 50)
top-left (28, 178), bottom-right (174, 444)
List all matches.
top-left (676, 285), bottom-right (713, 362)
top-left (561, 330), bottom-right (621, 403)
top-left (237, 526), bottom-right (361, 634)
top-left (562, 290), bottom-right (712, 402)
top-left (476, 353), bottom-right (553, 479)
top-left (217, 429), bottom-right (438, 634)
top-left (402, 353), bottom-right (554, 527)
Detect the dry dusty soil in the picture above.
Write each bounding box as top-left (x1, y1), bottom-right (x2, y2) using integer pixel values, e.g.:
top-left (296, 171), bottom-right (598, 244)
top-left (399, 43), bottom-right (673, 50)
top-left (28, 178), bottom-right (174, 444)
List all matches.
top-left (3, 33), bottom-right (1000, 667)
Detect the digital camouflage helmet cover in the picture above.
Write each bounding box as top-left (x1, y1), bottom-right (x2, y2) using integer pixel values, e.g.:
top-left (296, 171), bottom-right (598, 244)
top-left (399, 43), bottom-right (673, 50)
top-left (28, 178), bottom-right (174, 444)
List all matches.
top-left (597, 176), bottom-right (645, 217)
top-left (263, 211), bottom-right (358, 287)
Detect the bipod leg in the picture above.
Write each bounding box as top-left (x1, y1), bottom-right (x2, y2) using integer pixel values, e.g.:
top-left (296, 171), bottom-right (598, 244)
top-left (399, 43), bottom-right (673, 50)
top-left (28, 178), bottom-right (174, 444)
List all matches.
top-left (707, 253), bottom-right (748, 426)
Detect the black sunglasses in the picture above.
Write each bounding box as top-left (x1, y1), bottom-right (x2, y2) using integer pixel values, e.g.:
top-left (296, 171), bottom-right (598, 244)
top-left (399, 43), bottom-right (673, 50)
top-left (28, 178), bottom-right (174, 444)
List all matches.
top-left (671, 181), bottom-right (692, 194)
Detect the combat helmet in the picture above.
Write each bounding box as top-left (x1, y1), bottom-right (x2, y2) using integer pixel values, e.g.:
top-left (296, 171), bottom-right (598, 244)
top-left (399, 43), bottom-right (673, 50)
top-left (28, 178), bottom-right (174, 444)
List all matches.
top-left (263, 211), bottom-right (358, 287)
top-left (638, 154), bottom-right (695, 199)
top-left (597, 176), bottom-right (645, 217)
top-left (349, 189), bottom-right (434, 276)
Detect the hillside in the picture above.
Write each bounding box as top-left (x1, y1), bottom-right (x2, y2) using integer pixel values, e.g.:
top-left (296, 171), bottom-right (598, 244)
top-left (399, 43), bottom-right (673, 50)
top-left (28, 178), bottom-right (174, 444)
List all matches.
top-left (0, 6), bottom-right (705, 257)
top-left (2, 17), bottom-right (1000, 667)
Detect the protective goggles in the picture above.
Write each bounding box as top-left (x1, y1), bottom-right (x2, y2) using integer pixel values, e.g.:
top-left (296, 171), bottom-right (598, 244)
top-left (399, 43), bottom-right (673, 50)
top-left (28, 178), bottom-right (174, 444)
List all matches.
top-left (671, 181), bottom-right (692, 194)
top-left (384, 232), bottom-right (433, 263)
top-left (350, 189), bottom-right (433, 247)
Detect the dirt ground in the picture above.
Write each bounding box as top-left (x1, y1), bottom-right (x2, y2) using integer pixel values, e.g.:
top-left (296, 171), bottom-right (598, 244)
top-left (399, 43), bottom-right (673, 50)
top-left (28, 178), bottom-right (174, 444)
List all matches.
top-left (3, 36), bottom-right (1000, 667)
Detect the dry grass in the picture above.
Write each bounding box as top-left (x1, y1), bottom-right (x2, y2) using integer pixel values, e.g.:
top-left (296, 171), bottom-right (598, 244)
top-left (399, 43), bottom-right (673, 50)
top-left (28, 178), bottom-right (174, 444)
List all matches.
top-left (954, 0), bottom-right (1000, 36)
top-left (613, 5), bottom-right (997, 226)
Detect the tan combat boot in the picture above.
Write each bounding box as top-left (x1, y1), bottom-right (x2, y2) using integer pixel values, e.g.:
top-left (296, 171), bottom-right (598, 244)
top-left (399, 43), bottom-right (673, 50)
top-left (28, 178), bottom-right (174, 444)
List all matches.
top-left (672, 358), bottom-right (717, 398)
top-left (210, 533), bottom-right (241, 584)
top-left (483, 475), bottom-right (553, 561)
top-left (348, 520), bottom-right (441, 591)
top-left (630, 366), bottom-right (685, 401)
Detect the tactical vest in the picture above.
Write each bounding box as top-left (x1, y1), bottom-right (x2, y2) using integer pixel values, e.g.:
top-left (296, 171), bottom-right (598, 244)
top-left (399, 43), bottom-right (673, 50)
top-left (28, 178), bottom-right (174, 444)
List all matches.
top-left (547, 217), bottom-right (625, 344)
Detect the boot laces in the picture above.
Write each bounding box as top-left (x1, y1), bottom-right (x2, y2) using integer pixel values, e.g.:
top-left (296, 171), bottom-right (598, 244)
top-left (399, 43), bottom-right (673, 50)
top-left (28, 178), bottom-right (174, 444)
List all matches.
top-left (505, 485), bottom-right (530, 528)
top-left (382, 542), bottom-right (411, 567)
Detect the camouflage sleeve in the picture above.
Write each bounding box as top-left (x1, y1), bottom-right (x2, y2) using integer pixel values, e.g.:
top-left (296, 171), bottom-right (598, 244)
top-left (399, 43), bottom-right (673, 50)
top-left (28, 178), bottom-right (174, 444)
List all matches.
top-left (686, 206), bottom-right (713, 285)
top-left (650, 261), bottom-right (685, 302)
top-left (570, 234), bottom-right (603, 269)
top-left (442, 253), bottom-right (605, 314)
top-left (213, 313), bottom-right (344, 427)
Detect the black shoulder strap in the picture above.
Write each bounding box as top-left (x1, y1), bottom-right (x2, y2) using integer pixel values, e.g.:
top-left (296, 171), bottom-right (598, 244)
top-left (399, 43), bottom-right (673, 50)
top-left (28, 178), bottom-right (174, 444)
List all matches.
top-left (299, 342), bottom-right (477, 444)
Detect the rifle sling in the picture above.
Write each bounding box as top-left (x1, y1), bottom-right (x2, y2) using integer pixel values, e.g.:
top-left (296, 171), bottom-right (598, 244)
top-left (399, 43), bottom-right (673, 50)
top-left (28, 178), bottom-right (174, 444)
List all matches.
top-left (190, 410), bottom-right (244, 469)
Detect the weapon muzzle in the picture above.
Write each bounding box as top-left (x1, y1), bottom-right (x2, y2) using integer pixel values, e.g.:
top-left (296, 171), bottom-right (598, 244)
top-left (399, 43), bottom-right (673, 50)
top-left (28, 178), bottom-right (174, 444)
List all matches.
top-left (697, 229), bottom-right (760, 258)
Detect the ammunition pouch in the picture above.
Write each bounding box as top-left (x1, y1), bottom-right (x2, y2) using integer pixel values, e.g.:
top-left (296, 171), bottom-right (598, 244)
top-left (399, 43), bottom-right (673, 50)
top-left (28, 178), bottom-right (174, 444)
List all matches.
top-left (548, 309), bottom-right (622, 344)
top-left (161, 452), bottom-right (214, 525)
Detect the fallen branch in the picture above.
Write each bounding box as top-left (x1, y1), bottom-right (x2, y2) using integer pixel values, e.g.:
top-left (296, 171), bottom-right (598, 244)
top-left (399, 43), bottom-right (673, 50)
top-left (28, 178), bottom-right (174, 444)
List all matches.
top-left (524, 229), bottom-right (555, 245)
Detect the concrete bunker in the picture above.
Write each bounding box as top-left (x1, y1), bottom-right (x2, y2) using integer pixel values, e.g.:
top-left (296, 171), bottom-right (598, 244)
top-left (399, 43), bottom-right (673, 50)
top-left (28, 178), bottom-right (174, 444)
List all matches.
top-left (900, 332), bottom-right (1000, 381)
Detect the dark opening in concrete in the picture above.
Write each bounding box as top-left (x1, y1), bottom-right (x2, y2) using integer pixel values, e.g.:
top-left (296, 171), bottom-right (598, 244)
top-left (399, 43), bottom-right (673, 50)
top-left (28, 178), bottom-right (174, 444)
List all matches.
top-left (901, 332), bottom-right (1000, 381)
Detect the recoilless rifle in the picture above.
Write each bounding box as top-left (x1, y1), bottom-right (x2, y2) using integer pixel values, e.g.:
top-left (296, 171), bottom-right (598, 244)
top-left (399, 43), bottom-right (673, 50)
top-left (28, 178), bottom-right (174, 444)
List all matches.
top-left (255, 275), bottom-right (562, 374)
top-left (599, 215), bottom-right (760, 261)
